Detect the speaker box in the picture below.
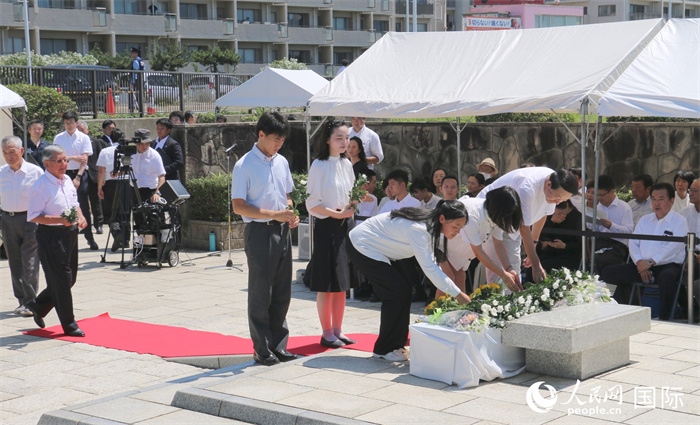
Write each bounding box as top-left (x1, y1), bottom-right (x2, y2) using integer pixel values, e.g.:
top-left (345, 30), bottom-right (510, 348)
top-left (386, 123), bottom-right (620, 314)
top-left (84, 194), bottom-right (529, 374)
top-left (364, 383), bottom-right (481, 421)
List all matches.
top-left (160, 180), bottom-right (190, 205)
top-left (298, 222), bottom-right (310, 260)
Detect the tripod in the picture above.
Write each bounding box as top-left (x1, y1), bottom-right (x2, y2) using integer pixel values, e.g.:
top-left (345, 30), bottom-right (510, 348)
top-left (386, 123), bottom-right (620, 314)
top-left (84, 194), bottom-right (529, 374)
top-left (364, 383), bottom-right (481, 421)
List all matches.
top-left (205, 143), bottom-right (242, 272)
top-left (100, 155), bottom-right (144, 269)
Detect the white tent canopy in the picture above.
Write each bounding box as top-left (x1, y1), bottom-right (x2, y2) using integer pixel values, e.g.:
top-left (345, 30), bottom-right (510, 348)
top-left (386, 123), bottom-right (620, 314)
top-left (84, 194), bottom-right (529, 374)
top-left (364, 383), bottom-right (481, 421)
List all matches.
top-left (307, 19), bottom-right (664, 118)
top-left (215, 67), bottom-right (329, 108)
top-left (0, 83), bottom-right (26, 110)
top-left (598, 19), bottom-right (700, 118)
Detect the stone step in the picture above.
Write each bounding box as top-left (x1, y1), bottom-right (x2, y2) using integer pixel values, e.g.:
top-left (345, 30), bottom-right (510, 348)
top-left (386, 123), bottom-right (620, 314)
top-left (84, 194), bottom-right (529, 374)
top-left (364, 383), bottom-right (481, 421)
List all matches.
top-left (39, 407), bottom-right (249, 425)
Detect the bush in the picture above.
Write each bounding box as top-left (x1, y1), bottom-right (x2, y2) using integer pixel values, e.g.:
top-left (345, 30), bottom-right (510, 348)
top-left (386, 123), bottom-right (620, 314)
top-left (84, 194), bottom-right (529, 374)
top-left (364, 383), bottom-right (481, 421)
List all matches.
top-left (8, 84), bottom-right (77, 139)
top-left (185, 173), bottom-right (239, 222)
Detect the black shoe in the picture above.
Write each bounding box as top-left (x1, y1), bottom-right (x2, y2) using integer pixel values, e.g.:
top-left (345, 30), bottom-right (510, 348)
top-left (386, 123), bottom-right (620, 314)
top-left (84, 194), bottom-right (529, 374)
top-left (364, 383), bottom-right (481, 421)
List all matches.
top-left (338, 336), bottom-right (357, 345)
top-left (25, 302), bottom-right (45, 329)
top-left (253, 352), bottom-right (280, 366)
top-left (368, 293), bottom-right (380, 303)
top-left (65, 328), bottom-right (85, 337)
top-left (111, 237), bottom-right (122, 253)
top-left (95, 226), bottom-right (103, 235)
top-left (273, 349), bottom-right (300, 362)
top-left (88, 240), bottom-right (99, 251)
top-left (320, 337), bottom-right (345, 348)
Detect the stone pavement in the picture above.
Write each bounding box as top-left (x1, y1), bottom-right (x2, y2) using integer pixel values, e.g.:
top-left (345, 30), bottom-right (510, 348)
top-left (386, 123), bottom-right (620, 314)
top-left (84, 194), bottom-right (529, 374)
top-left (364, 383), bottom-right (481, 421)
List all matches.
top-left (1, 231), bottom-right (698, 424)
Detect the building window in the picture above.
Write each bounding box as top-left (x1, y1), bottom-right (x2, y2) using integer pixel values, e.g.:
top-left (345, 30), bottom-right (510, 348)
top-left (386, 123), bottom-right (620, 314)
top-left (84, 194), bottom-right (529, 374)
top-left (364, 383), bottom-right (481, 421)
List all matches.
top-left (9, 37), bottom-right (26, 54)
top-left (535, 14), bottom-right (582, 27)
top-left (237, 8), bottom-right (258, 23)
top-left (416, 22), bottom-right (427, 32)
top-left (373, 20), bottom-right (389, 32)
top-left (238, 48), bottom-right (261, 63)
top-left (116, 42), bottom-right (145, 57)
top-left (40, 39), bottom-right (76, 54)
top-left (288, 13), bottom-right (309, 27)
top-left (180, 3), bottom-right (207, 20)
top-left (333, 52), bottom-right (351, 65)
top-left (333, 17), bottom-right (351, 30)
top-left (288, 49), bottom-right (311, 64)
top-left (38, 0), bottom-right (76, 9)
top-left (598, 5), bottom-right (616, 17)
top-left (114, 0), bottom-right (143, 15)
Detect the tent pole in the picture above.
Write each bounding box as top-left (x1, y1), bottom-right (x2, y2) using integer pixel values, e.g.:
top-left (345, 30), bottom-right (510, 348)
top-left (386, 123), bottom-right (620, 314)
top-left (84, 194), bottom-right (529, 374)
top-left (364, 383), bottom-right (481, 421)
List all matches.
top-left (580, 100), bottom-right (588, 272)
top-left (455, 117), bottom-right (462, 188)
top-left (590, 115), bottom-right (603, 273)
top-left (305, 113), bottom-right (314, 259)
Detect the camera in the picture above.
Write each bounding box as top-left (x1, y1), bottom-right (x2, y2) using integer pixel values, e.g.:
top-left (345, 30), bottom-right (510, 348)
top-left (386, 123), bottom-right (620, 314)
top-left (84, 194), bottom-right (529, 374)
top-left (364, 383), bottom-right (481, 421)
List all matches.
top-left (116, 137), bottom-right (139, 157)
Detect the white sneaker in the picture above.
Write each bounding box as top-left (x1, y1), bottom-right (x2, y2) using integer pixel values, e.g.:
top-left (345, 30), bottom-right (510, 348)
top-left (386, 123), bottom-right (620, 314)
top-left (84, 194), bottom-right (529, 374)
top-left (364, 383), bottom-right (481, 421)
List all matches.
top-left (372, 348), bottom-right (409, 362)
top-left (13, 306), bottom-right (26, 315)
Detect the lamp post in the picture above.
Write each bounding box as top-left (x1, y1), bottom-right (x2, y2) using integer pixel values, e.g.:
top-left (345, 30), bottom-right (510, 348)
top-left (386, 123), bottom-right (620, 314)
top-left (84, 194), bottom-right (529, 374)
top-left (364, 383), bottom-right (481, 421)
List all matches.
top-left (14, 0), bottom-right (32, 84)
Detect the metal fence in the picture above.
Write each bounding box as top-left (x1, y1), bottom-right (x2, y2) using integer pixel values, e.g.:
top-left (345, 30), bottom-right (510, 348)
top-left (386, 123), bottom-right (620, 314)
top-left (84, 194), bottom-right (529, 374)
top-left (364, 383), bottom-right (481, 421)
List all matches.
top-left (0, 66), bottom-right (252, 118)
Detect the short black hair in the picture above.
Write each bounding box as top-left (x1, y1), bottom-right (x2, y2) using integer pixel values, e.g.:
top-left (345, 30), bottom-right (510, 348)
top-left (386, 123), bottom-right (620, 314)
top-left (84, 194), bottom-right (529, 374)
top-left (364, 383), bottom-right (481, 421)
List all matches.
top-left (361, 169), bottom-right (376, 180)
top-left (341, 59), bottom-right (349, 66)
top-left (184, 111), bottom-right (196, 122)
top-left (101, 119), bottom-right (115, 129)
top-left (111, 128), bottom-right (125, 142)
top-left (468, 173), bottom-right (485, 186)
top-left (156, 118), bottom-right (173, 129)
top-left (631, 173), bottom-right (653, 189)
top-left (62, 111), bottom-right (79, 122)
top-left (169, 111), bottom-right (185, 122)
top-left (568, 167), bottom-right (582, 179)
top-left (28, 119), bottom-right (44, 128)
top-left (386, 169), bottom-right (409, 186)
top-left (651, 182), bottom-right (675, 200)
top-left (441, 175), bottom-right (458, 186)
top-left (216, 115), bottom-right (227, 123)
top-left (597, 175), bottom-right (615, 192)
top-left (674, 170), bottom-right (696, 187)
top-left (256, 111), bottom-right (289, 138)
top-left (550, 169), bottom-right (579, 195)
top-left (520, 162), bottom-right (536, 168)
top-left (410, 178), bottom-right (430, 193)
top-left (555, 200), bottom-right (573, 210)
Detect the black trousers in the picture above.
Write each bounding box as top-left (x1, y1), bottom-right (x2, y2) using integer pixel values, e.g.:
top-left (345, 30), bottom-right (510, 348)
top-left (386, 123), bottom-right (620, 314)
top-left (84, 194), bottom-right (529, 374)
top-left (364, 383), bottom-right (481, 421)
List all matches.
top-left (103, 179), bottom-right (132, 243)
top-left (244, 221), bottom-right (292, 357)
top-left (346, 241), bottom-right (412, 355)
top-left (87, 177), bottom-right (104, 227)
top-left (602, 262), bottom-right (682, 320)
top-left (33, 225), bottom-right (80, 333)
top-left (66, 171), bottom-right (94, 242)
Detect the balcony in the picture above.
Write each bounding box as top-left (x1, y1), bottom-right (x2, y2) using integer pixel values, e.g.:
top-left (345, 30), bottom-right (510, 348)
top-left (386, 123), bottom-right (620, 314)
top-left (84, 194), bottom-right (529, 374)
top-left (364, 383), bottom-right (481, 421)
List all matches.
top-left (395, 0), bottom-right (433, 15)
top-left (233, 22), bottom-right (280, 42)
top-left (287, 26), bottom-right (329, 44)
top-left (34, 7), bottom-right (101, 32)
top-left (332, 29), bottom-right (373, 47)
top-left (629, 12), bottom-right (662, 20)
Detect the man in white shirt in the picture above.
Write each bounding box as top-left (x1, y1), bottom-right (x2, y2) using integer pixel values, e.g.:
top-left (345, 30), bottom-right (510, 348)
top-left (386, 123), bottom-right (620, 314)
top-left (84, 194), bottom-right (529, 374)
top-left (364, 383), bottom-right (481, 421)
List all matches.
top-left (680, 180), bottom-right (700, 284)
top-left (0, 136), bottom-right (43, 316)
top-left (628, 174), bottom-right (653, 225)
top-left (53, 111), bottom-right (98, 250)
top-left (410, 178), bottom-right (441, 210)
top-left (379, 169), bottom-right (421, 214)
top-left (131, 129), bottom-right (166, 203)
top-left (589, 175), bottom-right (634, 273)
top-left (349, 117), bottom-right (383, 170)
top-left (96, 128), bottom-right (131, 251)
top-left (601, 183), bottom-right (688, 321)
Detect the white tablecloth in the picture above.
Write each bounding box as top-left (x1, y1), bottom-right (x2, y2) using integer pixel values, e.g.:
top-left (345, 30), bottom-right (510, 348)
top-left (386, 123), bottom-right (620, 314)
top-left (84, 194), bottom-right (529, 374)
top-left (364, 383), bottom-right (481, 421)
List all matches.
top-left (409, 323), bottom-right (525, 389)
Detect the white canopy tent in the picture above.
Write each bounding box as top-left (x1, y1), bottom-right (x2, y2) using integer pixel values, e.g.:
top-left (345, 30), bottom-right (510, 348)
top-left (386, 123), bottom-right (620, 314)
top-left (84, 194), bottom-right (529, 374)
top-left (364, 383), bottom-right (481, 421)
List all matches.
top-left (598, 18), bottom-right (700, 119)
top-left (0, 84), bottom-right (27, 167)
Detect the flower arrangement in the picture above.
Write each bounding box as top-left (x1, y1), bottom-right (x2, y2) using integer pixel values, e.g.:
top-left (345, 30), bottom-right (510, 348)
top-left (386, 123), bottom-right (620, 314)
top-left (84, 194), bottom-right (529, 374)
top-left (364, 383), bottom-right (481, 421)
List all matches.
top-left (348, 173), bottom-right (368, 212)
top-left (60, 207), bottom-right (79, 224)
top-left (290, 173), bottom-right (308, 217)
top-left (419, 268), bottom-right (611, 331)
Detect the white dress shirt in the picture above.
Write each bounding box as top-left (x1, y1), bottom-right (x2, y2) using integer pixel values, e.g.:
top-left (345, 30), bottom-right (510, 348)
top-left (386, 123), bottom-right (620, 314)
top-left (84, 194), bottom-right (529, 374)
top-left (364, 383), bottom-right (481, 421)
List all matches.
top-left (672, 195), bottom-right (690, 213)
top-left (349, 213), bottom-right (461, 297)
top-left (96, 146), bottom-right (120, 182)
top-left (589, 196), bottom-right (634, 245)
top-left (349, 125), bottom-right (383, 170)
top-left (27, 172), bottom-right (79, 225)
top-left (132, 147), bottom-right (165, 189)
top-left (680, 205), bottom-right (700, 251)
top-left (357, 194), bottom-right (379, 219)
top-left (154, 136), bottom-right (168, 151)
top-left (630, 210), bottom-right (688, 265)
top-left (0, 160), bottom-right (44, 212)
top-left (447, 196), bottom-right (503, 271)
top-left (628, 197), bottom-right (652, 225)
top-left (421, 194), bottom-right (442, 210)
top-left (53, 130), bottom-right (92, 171)
top-left (306, 156), bottom-right (354, 219)
top-left (379, 193), bottom-right (421, 214)
top-left (231, 144), bottom-right (293, 223)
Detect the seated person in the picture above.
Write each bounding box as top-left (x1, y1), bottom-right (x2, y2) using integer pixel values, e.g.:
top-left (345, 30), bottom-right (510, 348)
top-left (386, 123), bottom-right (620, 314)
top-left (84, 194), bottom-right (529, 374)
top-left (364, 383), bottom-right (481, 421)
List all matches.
top-left (378, 169), bottom-right (420, 214)
top-left (377, 178), bottom-right (394, 212)
top-left (672, 170), bottom-right (695, 213)
top-left (587, 175), bottom-right (634, 273)
top-left (410, 177), bottom-right (441, 210)
top-left (600, 183), bottom-right (687, 320)
top-left (628, 173), bottom-right (653, 225)
top-left (439, 175), bottom-right (460, 201)
top-left (524, 200), bottom-right (582, 283)
top-left (356, 169), bottom-right (379, 221)
top-left (680, 180), bottom-right (700, 294)
top-left (466, 173), bottom-right (485, 197)
top-left (568, 167), bottom-right (584, 212)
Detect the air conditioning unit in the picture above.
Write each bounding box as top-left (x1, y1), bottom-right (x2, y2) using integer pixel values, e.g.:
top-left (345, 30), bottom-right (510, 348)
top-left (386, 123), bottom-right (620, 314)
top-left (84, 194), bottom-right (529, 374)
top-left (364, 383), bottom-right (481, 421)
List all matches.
top-left (298, 222), bottom-right (311, 260)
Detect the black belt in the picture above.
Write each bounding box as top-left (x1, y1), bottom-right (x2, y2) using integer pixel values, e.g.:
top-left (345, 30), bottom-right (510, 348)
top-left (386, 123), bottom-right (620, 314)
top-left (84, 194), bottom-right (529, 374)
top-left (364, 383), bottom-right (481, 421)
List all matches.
top-left (1, 210), bottom-right (27, 216)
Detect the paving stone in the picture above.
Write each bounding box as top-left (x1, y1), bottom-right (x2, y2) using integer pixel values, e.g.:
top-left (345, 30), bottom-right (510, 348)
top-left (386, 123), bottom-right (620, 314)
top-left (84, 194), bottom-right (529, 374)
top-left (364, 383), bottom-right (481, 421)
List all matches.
top-left (288, 370), bottom-right (392, 395)
top-left (74, 398), bottom-right (178, 423)
top-left (277, 389), bottom-right (391, 418)
top-left (208, 376), bottom-right (315, 402)
top-left (134, 409), bottom-right (247, 424)
top-left (444, 397), bottom-right (566, 424)
top-left (171, 387), bottom-right (225, 415)
top-left (355, 404), bottom-right (478, 425)
top-left (624, 407), bottom-right (700, 424)
top-left (602, 368), bottom-right (700, 393)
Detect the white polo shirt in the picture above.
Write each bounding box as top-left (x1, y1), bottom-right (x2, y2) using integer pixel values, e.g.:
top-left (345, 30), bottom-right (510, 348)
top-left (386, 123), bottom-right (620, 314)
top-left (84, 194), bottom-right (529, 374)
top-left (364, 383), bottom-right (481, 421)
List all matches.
top-left (379, 193), bottom-right (421, 214)
top-left (96, 146), bottom-right (118, 181)
top-left (421, 193), bottom-right (442, 210)
top-left (447, 196), bottom-right (503, 271)
top-left (349, 125), bottom-right (383, 170)
top-left (132, 147), bottom-right (165, 189)
top-left (0, 160), bottom-right (44, 212)
top-left (630, 210), bottom-right (688, 265)
top-left (231, 144), bottom-right (293, 223)
top-left (53, 130), bottom-right (92, 171)
top-left (28, 171), bottom-right (79, 225)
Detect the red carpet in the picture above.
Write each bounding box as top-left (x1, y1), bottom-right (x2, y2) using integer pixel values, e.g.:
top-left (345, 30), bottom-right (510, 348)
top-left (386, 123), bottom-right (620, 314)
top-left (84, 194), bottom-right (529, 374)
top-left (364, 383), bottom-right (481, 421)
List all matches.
top-left (23, 313), bottom-right (381, 358)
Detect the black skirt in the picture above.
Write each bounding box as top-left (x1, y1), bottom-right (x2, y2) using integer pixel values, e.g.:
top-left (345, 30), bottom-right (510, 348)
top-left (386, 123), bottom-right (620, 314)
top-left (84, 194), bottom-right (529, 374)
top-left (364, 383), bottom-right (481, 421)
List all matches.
top-left (306, 216), bottom-right (354, 293)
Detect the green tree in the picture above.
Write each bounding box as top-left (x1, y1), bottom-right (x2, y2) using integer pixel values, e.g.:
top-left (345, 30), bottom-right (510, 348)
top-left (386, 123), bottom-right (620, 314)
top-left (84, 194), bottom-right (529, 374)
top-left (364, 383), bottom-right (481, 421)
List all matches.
top-left (150, 42), bottom-right (190, 72)
top-left (89, 45), bottom-right (133, 69)
top-left (0, 50), bottom-right (97, 67)
top-left (190, 46), bottom-right (240, 73)
top-left (8, 84), bottom-right (78, 139)
top-left (267, 57), bottom-right (308, 70)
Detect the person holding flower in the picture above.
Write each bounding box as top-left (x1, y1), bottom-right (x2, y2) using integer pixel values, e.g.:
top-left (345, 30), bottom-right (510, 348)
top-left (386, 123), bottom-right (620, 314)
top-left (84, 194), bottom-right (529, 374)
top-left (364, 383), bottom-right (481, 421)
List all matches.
top-left (25, 145), bottom-right (88, 337)
top-left (305, 119), bottom-right (357, 348)
top-left (346, 200), bottom-right (471, 362)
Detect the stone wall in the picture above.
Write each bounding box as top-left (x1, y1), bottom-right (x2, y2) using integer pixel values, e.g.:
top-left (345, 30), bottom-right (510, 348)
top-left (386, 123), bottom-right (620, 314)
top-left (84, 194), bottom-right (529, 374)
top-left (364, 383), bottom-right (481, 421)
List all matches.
top-left (176, 121), bottom-right (699, 188)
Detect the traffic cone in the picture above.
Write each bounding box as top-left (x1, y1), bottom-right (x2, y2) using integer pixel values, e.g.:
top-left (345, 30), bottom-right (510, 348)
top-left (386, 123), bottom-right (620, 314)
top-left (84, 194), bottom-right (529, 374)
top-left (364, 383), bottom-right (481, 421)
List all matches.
top-left (146, 88), bottom-right (157, 115)
top-left (106, 87), bottom-right (116, 116)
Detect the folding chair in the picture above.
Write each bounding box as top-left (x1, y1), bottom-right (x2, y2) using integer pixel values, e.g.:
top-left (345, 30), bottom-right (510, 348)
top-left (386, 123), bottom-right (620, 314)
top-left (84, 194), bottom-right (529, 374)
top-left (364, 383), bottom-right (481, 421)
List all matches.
top-left (628, 260), bottom-right (686, 319)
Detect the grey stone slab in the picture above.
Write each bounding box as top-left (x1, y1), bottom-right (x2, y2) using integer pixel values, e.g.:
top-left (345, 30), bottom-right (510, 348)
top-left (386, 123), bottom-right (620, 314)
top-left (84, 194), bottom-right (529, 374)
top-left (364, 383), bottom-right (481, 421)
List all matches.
top-left (502, 304), bottom-right (650, 353)
top-left (219, 395), bottom-right (307, 425)
top-left (134, 409), bottom-right (247, 424)
top-left (444, 397), bottom-right (565, 424)
top-left (296, 410), bottom-right (376, 425)
top-left (288, 370), bottom-right (392, 395)
top-left (277, 389), bottom-right (392, 418)
top-left (355, 404), bottom-right (478, 425)
top-left (525, 338), bottom-right (631, 380)
top-left (171, 387), bottom-right (225, 415)
top-left (208, 376), bottom-right (315, 402)
top-left (74, 398), bottom-right (178, 423)
top-left (363, 381), bottom-right (475, 410)
top-left (166, 356), bottom-right (221, 369)
top-left (37, 410), bottom-right (94, 425)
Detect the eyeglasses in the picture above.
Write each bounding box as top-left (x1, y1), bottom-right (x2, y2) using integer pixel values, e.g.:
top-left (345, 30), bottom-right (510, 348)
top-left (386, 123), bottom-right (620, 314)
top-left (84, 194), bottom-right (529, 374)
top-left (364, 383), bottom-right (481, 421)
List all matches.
top-left (596, 190), bottom-right (612, 198)
top-left (48, 158), bottom-right (69, 164)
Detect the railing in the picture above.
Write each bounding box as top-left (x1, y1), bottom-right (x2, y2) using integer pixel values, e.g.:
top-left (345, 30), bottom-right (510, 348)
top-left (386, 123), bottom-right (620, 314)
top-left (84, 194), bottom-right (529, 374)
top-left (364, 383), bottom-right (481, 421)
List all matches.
top-left (0, 66), bottom-right (253, 117)
top-left (629, 13), bottom-right (662, 20)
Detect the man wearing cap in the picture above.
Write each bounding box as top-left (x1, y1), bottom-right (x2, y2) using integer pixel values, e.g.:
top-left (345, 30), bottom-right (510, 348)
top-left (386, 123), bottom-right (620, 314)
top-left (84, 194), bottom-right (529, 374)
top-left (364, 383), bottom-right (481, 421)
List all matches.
top-left (131, 129), bottom-right (166, 203)
top-left (0, 136), bottom-right (43, 317)
top-left (129, 47), bottom-right (144, 113)
top-left (477, 158), bottom-right (499, 182)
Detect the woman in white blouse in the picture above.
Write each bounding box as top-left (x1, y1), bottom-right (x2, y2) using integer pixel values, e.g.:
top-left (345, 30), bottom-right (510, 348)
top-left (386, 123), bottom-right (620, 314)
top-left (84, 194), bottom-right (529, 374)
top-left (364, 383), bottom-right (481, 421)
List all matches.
top-left (305, 120), bottom-right (357, 349)
top-left (346, 200), bottom-right (472, 362)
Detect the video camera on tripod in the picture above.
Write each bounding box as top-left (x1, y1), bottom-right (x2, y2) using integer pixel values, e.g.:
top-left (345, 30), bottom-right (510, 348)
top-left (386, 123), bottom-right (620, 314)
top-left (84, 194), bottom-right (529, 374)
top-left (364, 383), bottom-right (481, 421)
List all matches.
top-left (113, 135), bottom-right (140, 174)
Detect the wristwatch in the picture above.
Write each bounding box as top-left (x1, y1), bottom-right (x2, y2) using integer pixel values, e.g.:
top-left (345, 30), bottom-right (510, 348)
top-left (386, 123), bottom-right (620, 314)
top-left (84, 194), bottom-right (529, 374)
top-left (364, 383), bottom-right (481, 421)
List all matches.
top-left (647, 259), bottom-right (655, 266)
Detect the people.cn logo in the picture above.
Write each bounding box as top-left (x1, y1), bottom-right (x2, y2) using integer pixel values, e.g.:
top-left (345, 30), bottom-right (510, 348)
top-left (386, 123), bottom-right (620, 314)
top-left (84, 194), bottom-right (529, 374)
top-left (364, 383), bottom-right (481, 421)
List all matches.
top-left (526, 381), bottom-right (558, 413)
